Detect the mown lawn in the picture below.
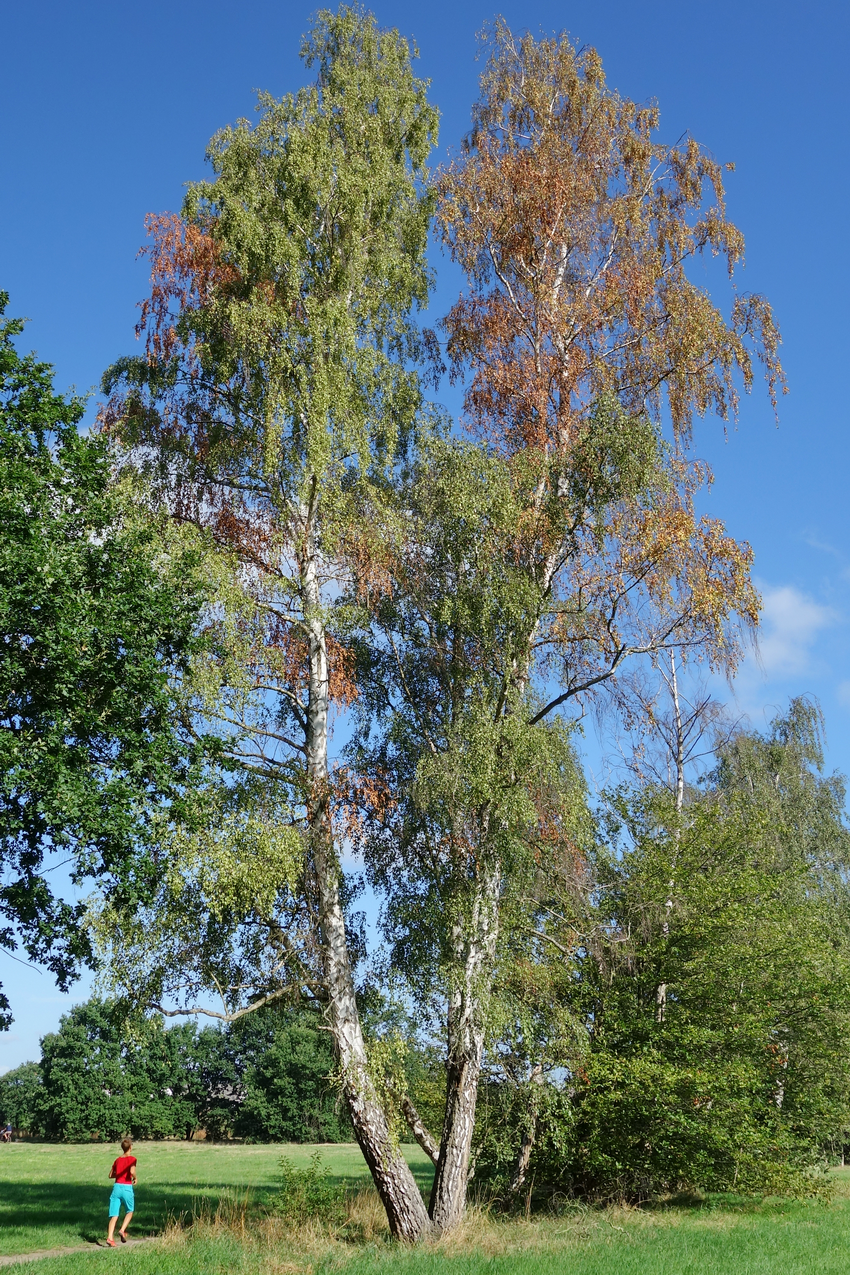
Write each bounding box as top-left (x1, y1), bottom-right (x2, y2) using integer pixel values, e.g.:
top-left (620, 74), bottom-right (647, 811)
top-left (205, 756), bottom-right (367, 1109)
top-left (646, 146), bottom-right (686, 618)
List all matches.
top-left (2, 1141), bottom-right (850, 1274)
top-left (0, 1139), bottom-right (432, 1255)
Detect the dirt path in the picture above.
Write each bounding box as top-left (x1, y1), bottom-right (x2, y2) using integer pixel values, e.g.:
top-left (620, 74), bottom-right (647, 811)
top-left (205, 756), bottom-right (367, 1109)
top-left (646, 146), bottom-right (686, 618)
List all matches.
top-left (0, 1238), bottom-right (158, 1267)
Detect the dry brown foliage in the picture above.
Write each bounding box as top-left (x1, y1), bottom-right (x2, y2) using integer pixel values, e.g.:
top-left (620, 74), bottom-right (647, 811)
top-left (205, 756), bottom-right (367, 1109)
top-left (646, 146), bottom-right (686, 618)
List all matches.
top-left (136, 212), bottom-right (240, 366)
top-left (439, 23), bottom-right (784, 453)
top-left (436, 23), bottom-right (774, 697)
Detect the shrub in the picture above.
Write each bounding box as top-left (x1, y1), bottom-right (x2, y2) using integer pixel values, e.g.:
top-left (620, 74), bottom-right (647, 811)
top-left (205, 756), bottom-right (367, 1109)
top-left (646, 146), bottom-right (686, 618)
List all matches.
top-left (271, 1151), bottom-right (349, 1227)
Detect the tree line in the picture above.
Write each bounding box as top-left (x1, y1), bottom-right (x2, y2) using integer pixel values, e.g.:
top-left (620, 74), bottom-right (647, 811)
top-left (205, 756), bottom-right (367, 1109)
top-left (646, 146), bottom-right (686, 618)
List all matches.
top-left (0, 1001), bottom-right (351, 1143)
top-left (4, 2), bottom-right (842, 1241)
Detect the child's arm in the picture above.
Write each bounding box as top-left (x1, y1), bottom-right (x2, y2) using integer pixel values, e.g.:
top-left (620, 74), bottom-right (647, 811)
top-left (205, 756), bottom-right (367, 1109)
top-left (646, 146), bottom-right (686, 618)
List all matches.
top-left (131, 1167), bottom-right (137, 1183)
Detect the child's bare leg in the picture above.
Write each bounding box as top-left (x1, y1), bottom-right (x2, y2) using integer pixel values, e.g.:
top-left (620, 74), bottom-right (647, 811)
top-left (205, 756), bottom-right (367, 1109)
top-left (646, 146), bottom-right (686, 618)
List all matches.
top-left (107, 1214), bottom-right (118, 1240)
top-left (119, 1211), bottom-right (133, 1236)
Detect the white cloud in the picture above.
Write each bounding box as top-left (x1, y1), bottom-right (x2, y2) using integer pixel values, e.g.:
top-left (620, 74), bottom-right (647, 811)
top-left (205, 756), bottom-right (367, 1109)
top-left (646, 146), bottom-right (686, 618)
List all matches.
top-left (755, 585), bottom-right (835, 679)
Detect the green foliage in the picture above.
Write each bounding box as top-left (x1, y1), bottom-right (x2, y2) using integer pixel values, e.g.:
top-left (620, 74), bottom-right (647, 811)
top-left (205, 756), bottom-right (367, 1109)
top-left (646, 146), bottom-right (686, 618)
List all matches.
top-left (0, 1061), bottom-right (41, 1132)
top-left (562, 1051), bottom-right (833, 1201)
top-left (402, 1046), bottom-right (446, 1146)
top-left (182, 1014), bottom-right (280, 1141)
top-left (12, 997), bottom-right (349, 1143)
top-left (89, 764), bottom-right (308, 1024)
top-left (475, 700), bottom-right (850, 1201)
top-left (350, 435), bottom-right (593, 1000)
top-left (103, 0), bottom-right (440, 598)
top-left (272, 1150), bottom-right (349, 1226)
top-left (565, 391), bottom-right (668, 531)
top-left (35, 1000), bottom-right (196, 1142)
top-left (183, 4), bottom-right (437, 482)
top-left (236, 1014), bottom-right (351, 1143)
top-left (0, 291), bottom-right (209, 1025)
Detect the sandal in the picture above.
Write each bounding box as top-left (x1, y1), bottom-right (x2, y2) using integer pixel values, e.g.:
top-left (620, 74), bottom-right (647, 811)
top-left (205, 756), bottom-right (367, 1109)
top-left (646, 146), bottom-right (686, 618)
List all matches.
top-left (105, 1239), bottom-right (117, 1247)
top-left (118, 1232), bottom-right (128, 1243)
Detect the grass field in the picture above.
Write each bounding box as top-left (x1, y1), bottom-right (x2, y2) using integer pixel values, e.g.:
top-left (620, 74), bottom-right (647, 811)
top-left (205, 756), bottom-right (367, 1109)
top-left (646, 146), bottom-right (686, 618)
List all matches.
top-left (2, 1141), bottom-right (850, 1273)
top-left (0, 1140), bottom-right (433, 1256)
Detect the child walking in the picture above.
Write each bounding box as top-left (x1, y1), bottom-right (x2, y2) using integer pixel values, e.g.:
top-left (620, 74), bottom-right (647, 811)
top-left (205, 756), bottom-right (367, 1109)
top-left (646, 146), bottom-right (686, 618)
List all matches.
top-left (106, 1138), bottom-right (137, 1246)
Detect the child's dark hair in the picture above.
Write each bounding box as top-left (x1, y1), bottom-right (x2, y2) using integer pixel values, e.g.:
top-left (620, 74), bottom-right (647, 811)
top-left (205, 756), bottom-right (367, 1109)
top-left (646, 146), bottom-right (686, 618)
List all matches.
top-left (121, 1138), bottom-right (132, 1153)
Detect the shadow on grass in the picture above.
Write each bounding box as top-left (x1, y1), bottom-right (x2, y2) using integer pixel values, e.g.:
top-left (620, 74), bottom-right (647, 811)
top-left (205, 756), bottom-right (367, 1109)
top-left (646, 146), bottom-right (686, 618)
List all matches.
top-left (0, 1167), bottom-right (433, 1248)
top-left (637, 1188), bottom-right (830, 1219)
top-left (0, 1150), bottom-right (435, 1253)
top-left (0, 1180), bottom-right (276, 1246)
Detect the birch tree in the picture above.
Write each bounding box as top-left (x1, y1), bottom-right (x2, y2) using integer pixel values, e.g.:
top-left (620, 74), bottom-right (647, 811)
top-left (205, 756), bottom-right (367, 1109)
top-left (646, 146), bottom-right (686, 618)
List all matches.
top-left (347, 436), bottom-right (598, 1228)
top-left (351, 21), bottom-right (783, 1230)
top-left (101, 7), bottom-right (438, 1240)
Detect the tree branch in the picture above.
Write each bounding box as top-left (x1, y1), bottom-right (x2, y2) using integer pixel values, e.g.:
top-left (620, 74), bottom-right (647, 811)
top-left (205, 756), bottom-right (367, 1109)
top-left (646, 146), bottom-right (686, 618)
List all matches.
top-left (400, 1095), bottom-right (440, 1165)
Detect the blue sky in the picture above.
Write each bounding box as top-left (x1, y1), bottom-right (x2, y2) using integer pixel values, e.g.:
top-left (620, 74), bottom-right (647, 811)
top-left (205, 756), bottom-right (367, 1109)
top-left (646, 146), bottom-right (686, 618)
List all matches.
top-left (1, 0), bottom-right (848, 1069)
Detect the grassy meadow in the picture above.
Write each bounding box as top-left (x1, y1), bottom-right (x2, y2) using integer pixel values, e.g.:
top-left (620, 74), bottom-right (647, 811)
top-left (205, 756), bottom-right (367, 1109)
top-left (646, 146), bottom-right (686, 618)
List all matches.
top-left (2, 1140), bottom-right (850, 1273)
top-left (0, 1140), bottom-right (432, 1255)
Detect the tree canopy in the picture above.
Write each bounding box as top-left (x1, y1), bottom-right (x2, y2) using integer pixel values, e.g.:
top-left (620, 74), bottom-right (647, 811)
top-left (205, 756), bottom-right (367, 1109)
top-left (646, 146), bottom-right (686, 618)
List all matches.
top-left (0, 292), bottom-right (208, 1025)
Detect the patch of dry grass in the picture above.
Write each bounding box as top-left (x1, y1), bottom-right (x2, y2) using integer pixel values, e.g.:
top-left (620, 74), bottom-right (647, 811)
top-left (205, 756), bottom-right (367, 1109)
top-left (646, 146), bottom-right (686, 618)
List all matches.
top-left (156, 1182), bottom-right (396, 1271)
top-left (153, 1181), bottom-right (722, 1271)
top-left (90, 1167), bottom-right (850, 1275)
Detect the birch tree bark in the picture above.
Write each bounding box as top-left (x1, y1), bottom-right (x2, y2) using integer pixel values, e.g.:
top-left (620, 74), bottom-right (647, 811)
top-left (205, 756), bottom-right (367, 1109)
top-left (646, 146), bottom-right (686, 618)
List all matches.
top-left (656, 653), bottom-right (683, 1023)
top-left (429, 860), bottom-right (501, 1231)
top-left (301, 514), bottom-right (431, 1240)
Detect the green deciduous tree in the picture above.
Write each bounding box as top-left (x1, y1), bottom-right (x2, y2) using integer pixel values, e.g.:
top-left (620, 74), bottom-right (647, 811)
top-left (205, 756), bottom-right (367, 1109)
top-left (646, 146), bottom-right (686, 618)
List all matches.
top-left (0, 292), bottom-right (209, 1025)
top-left (0, 1061), bottom-right (41, 1134)
top-left (35, 1000), bottom-right (196, 1141)
top-left (100, 7), bottom-right (438, 1238)
top-left (476, 700), bottom-right (850, 1200)
top-left (5, 998), bottom-right (350, 1143)
top-left (238, 1011), bottom-right (349, 1142)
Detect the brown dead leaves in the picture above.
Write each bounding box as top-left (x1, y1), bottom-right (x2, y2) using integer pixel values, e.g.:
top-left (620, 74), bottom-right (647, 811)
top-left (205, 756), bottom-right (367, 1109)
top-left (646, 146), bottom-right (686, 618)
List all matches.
top-left (438, 22), bottom-right (785, 454)
top-left (136, 212), bottom-right (240, 365)
top-left (436, 22), bottom-right (773, 688)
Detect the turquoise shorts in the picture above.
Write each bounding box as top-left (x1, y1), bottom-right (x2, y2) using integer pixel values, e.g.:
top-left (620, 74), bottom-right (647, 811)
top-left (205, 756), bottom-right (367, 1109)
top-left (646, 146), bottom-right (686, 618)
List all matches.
top-left (108, 1183), bottom-right (135, 1217)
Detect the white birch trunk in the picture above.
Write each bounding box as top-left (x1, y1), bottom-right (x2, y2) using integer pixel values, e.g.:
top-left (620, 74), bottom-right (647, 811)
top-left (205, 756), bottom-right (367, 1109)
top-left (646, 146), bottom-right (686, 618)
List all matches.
top-left (656, 653), bottom-right (683, 1023)
top-left (300, 510), bottom-right (431, 1242)
top-left (400, 1096), bottom-right (440, 1165)
top-left (429, 860), bottom-right (501, 1232)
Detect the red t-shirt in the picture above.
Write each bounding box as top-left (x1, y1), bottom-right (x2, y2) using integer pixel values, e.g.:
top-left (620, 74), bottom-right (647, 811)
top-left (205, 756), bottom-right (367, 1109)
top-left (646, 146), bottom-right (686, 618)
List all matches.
top-left (111, 1155), bottom-right (136, 1184)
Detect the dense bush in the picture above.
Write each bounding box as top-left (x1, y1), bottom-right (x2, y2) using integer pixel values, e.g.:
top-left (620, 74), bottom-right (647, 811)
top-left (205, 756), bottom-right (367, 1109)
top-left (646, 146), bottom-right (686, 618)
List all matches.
top-left (272, 1151), bottom-right (349, 1226)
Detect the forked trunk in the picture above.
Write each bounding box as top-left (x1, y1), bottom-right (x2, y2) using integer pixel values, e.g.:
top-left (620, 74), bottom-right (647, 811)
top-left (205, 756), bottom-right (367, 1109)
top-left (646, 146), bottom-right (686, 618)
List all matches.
top-left (301, 522), bottom-right (431, 1242)
top-left (429, 861), bottom-right (500, 1232)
